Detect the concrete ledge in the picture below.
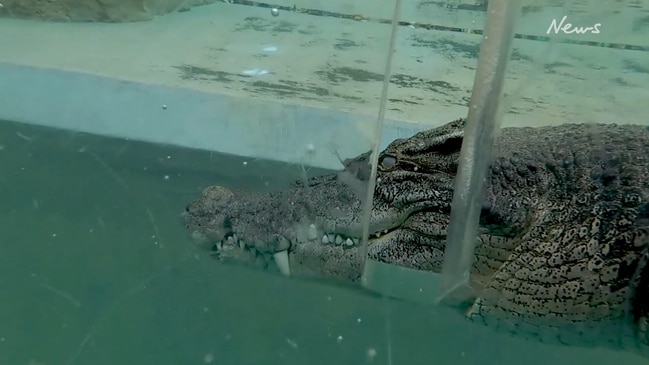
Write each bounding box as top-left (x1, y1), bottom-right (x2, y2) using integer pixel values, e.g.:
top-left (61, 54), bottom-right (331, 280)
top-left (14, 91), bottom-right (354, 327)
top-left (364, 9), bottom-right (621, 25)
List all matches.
top-left (0, 62), bottom-right (436, 170)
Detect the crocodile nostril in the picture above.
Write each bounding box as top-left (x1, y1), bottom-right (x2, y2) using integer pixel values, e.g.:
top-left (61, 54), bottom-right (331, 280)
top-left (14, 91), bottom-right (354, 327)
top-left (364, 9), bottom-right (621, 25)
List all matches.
top-left (223, 217), bottom-right (233, 229)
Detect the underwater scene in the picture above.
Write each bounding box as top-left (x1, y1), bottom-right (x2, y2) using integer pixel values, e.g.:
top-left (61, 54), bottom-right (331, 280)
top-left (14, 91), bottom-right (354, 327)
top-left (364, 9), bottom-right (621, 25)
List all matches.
top-left (0, 0), bottom-right (648, 364)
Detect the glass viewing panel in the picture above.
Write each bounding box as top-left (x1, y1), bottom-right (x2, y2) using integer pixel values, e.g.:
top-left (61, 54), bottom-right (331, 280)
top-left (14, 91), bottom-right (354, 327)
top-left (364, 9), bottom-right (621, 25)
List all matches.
top-left (0, 0), bottom-right (393, 364)
top-left (0, 0), bottom-right (648, 365)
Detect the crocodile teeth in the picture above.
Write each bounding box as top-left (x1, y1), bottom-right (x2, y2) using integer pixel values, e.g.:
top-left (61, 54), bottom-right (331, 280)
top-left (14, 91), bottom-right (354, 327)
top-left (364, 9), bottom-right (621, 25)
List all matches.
top-left (327, 234), bottom-right (335, 243)
top-left (335, 235), bottom-right (343, 245)
top-left (352, 238), bottom-right (359, 245)
top-left (307, 224), bottom-right (318, 240)
top-left (375, 232), bottom-right (380, 238)
top-left (216, 241), bottom-right (223, 250)
top-left (321, 235), bottom-right (329, 244)
top-left (227, 236), bottom-right (235, 245)
top-left (239, 240), bottom-right (245, 250)
top-left (274, 250), bottom-right (290, 276)
top-left (344, 238), bottom-right (353, 246)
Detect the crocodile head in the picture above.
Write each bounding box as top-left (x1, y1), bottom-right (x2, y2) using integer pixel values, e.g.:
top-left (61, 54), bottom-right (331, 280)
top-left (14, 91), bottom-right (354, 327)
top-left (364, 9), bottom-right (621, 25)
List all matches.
top-left (183, 118), bottom-right (468, 282)
top-left (184, 118), bottom-right (649, 355)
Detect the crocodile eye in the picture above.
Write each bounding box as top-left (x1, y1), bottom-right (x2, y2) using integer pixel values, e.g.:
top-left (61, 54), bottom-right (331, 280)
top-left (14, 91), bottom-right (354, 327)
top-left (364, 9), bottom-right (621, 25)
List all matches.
top-left (380, 156), bottom-right (397, 168)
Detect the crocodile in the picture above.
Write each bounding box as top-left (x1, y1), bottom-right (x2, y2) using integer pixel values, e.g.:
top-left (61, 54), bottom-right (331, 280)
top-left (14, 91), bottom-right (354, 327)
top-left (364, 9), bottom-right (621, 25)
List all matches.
top-left (183, 118), bottom-right (649, 357)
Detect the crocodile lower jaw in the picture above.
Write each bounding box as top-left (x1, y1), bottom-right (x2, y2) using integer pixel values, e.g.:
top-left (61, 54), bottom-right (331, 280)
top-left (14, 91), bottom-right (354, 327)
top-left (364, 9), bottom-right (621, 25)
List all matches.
top-left (207, 224), bottom-right (395, 277)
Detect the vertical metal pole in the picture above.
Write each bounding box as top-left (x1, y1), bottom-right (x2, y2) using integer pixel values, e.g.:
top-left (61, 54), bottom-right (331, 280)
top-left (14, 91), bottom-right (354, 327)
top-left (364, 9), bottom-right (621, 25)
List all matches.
top-left (437, 0), bottom-right (521, 305)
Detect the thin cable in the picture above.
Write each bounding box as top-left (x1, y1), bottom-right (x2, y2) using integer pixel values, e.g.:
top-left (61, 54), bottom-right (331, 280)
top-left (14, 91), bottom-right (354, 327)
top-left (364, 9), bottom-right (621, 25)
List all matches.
top-left (359, 0), bottom-right (401, 266)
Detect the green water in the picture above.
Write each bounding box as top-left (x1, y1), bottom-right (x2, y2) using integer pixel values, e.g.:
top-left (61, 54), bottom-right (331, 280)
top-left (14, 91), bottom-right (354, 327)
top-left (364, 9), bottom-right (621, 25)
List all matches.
top-left (0, 120), bottom-right (644, 365)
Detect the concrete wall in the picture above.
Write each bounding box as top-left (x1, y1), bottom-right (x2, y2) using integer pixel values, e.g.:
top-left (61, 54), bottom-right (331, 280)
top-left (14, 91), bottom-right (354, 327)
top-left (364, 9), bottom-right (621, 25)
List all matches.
top-left (0, 0), bottom-right (217, 22)
top-left (1, 0), bottom-right (646, 47)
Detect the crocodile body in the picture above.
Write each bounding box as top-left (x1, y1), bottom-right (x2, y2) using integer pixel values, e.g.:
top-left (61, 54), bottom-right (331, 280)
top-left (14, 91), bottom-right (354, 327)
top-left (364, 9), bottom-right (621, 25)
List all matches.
top-left (184, 118), bottom-right (649, 357)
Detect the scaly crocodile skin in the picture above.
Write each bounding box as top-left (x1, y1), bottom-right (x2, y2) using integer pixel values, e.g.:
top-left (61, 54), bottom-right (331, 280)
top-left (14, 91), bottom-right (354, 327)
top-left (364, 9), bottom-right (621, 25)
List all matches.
top-left (184, 119), bottom-right (649, 357)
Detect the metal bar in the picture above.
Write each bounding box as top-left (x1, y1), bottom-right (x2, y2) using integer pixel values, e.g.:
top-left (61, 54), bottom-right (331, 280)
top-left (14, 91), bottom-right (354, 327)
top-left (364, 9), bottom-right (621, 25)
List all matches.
top-left (437, 0), bottom-right (521, 305)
